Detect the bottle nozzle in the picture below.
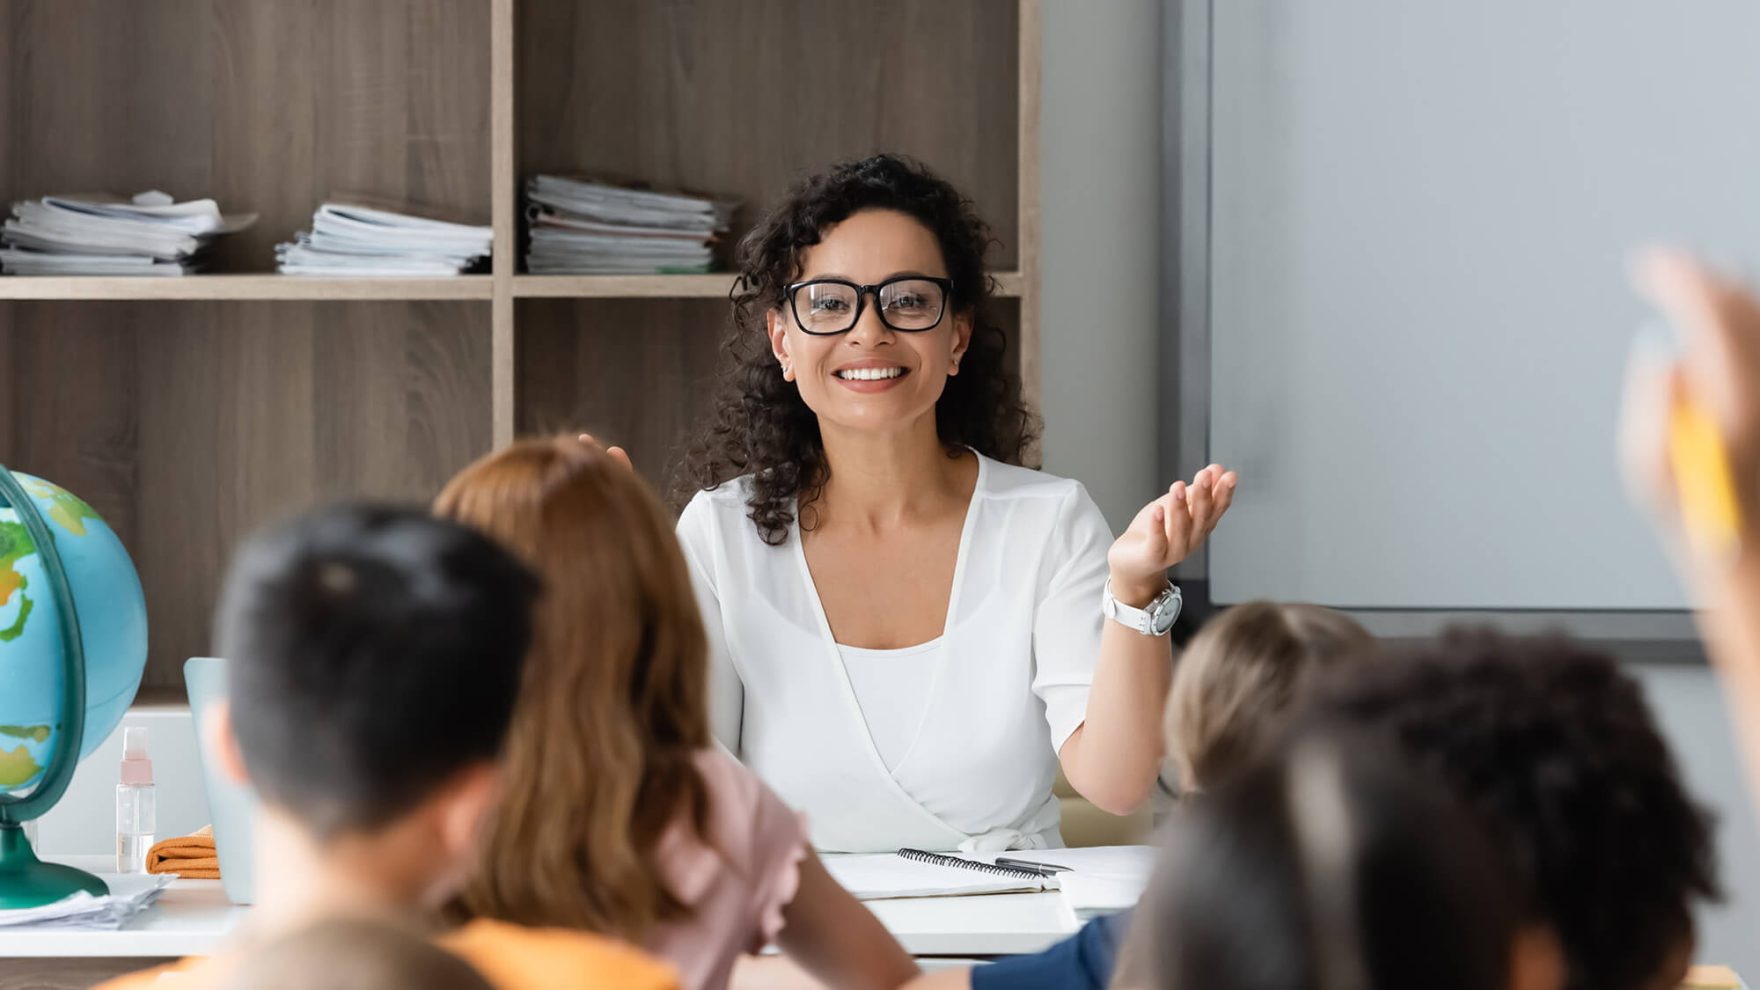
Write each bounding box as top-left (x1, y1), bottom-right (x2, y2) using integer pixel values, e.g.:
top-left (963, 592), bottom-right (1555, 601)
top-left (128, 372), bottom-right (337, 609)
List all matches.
top-left (120, 726), bottom-right (152, 785)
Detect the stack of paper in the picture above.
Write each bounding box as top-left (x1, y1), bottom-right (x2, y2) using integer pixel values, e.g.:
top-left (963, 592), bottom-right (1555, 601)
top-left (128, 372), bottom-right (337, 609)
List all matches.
top-left (277, 199), bottom-right (492, 277)
top-left (0, 874), bottom-right (173, 931)
top-left (524, 175), bottom-right (735, 275)
top-left (0, 192), bottom-right (256, 276)
top-left (991, 846), bottom-right (1157, 919)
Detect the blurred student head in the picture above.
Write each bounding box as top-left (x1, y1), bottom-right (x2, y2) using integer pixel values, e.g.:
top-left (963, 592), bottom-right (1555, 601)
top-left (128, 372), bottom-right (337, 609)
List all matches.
top-left (217, 918), bottom-right (493, 990)
top-left (1148, 724), bottom-right (1530, 990)
top-left (1307, 628), bottom-right (1720, 990)
top-left (211, 504), bottom-right (540, 906)
top-left (1167, 601), bottom-right (1373, 791)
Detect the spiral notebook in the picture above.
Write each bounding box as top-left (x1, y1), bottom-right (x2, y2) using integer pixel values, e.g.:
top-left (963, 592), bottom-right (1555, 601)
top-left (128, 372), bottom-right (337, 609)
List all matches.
top-left (823, 849), bottom-right (1060, 900)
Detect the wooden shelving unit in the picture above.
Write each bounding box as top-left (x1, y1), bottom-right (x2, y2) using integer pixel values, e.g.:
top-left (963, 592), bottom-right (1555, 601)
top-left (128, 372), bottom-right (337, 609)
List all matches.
top-left (509, 272), bottom-right (1028, 300)
top-left (0, 276), bottom-right (496, 301)
top-left (0, 0), bottom-right (1040, 690)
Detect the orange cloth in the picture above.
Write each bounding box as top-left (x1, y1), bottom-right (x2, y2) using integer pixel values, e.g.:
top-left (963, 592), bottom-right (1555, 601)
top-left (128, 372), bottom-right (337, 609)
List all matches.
top-left (145, 825), bottom-right (220, 880)
top-left (93, 919), bottom-right (679, 990)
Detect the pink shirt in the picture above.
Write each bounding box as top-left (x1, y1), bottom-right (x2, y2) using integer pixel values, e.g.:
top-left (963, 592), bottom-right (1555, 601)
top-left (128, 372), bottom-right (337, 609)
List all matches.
top-left (646, 749), bottom-right (810, 990)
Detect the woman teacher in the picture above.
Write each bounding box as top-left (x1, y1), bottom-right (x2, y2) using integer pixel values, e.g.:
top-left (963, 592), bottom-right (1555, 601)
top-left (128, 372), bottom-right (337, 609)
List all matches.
top-left (672, 155), bottom-right (1234, 853)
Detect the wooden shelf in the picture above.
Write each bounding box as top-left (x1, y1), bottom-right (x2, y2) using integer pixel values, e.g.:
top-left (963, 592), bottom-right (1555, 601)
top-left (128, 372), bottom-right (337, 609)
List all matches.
top-left (511, 271), bottom-right (1025, 300)
top-left (513, 273), bottom-right (737, 299)
top-left (0, 275), bottom-right (494, 302)
top-left (0, 0), bottom-right (1036, 690)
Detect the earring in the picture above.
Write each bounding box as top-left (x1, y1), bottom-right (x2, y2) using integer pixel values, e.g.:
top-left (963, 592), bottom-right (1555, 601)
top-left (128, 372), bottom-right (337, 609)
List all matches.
top-left (781, 361), bottom-right (794, 382)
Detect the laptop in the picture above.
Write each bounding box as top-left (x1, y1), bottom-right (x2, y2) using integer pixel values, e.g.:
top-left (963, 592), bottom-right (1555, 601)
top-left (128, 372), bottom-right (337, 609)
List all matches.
top-left (184, 657), bottom-right (257, 905)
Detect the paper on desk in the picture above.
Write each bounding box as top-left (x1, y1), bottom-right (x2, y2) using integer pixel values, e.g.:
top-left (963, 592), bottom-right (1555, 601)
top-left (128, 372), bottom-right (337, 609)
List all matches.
top-left (988, 846), bottom-right (1157, 918)
top-left (822, 854), bottom-right (1055, 900)
top-left (0, 873), bottom-right (174, 930)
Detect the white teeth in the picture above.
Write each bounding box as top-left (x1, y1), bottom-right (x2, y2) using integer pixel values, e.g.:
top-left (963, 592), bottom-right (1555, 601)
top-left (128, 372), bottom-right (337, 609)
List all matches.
top-left (836, 367), bottom-right (905, 381)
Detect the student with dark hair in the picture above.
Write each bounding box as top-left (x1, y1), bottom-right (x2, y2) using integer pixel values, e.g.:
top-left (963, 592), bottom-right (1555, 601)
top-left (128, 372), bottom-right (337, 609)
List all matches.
top-left (1141, 725), bottom-right (1532, 990)
top-left (1308, 628), bottom-right (1720, 990)
top-left (99, 505), bottom-right (678, 990)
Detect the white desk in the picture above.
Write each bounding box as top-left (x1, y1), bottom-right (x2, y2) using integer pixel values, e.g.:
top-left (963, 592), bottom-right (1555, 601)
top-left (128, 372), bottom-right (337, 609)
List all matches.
top-left (0, 857), bottom-right (1072, 962)
top-left (0, 858), bottom-right (244, 960)
top-left (868, 892), bottom-right (1077, 957)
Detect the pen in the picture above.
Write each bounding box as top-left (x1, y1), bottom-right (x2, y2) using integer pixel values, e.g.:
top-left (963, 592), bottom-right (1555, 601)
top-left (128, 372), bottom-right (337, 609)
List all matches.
top-left (995, 857), bottom-right (1072, 874)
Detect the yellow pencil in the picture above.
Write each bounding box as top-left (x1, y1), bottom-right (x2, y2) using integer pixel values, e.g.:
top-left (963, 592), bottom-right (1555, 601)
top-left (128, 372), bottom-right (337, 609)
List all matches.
top-left (1669, 390), bottom-right (1742, 562)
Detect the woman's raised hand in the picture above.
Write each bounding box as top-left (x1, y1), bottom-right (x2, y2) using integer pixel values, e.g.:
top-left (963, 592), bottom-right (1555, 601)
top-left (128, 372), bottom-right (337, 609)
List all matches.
top-left (1107, 464), bottom-right (1237, 598)
top-left (576, 433), bottom-right (634, 472)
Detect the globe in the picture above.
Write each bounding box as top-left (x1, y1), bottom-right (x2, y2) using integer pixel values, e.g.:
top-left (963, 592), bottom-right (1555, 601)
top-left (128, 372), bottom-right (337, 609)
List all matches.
top-left (0, 473), bottom-right (148, 794)
top-left (0, 467), bottom-right (148, 907)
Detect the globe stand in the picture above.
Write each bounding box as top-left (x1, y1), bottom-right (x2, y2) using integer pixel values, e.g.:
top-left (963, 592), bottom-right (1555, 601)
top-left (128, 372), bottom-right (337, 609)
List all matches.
top-left (0, 822), bottom-right (105, 909)
top-left (0, 465), bottom-right (110, 908)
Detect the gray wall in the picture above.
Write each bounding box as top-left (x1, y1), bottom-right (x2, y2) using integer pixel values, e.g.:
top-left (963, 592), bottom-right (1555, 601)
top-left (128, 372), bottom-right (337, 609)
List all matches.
top-left (1038, 0), bottom-right (1164, 529)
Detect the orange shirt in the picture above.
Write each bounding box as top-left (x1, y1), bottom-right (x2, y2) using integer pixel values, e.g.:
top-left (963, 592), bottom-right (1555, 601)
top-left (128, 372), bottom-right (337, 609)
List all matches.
top-left (93, 918), bottom-right (679, 990)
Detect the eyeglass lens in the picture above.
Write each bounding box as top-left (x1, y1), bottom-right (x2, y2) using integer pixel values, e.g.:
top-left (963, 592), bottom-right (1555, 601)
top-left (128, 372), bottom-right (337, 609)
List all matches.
top-left (793, 278), bottom-right (946, 333)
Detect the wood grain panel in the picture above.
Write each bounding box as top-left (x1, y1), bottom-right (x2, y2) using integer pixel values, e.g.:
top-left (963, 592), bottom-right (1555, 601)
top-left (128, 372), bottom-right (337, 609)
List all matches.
top-left (0, 307), bottom-right (13, 460)
top-left (1, 304), bottom-right (141, 549)
top-left (516, 299), bottom-right (726, 485)
top-left (516, 0), bottom-right (1021, 269)
top-left (130, 302), bottom-right (491, 688)
top-left (2, 0), bottom-right (490, 274)
top-left (0, 301), bottom-right (497, 690)
top-left (0, 957), bottom-right (165, 990)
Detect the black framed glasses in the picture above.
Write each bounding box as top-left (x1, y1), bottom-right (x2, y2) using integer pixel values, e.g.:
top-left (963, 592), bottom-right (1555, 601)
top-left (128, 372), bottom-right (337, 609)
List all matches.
top-left (782, 275), bottom-right (953, 335)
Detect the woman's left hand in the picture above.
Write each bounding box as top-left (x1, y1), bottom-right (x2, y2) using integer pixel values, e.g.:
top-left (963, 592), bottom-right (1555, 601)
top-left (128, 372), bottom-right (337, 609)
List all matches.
top-left (1107, 464), bottom-right (1237, 598)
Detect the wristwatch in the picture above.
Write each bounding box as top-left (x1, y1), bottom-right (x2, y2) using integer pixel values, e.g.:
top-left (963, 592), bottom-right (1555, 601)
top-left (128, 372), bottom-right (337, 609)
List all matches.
top-left (1102, 579), bottom-right (1182, 637)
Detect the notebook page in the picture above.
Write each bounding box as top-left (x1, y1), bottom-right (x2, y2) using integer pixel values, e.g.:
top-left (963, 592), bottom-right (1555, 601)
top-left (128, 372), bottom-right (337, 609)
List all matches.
top-left (822, 854), bottom-right (1053, 900)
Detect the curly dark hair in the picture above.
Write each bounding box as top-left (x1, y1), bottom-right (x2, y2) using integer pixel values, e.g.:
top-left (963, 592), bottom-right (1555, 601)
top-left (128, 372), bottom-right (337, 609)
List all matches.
top-left (1303, 628), bottom-right (1720, 990)
top-left (674, 153), bottom-right (1039, 545)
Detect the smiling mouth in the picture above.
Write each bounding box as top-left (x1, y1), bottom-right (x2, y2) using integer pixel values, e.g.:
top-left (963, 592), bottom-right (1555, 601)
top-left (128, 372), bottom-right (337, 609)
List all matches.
top-left (834, 367), bottom-right (908, 381)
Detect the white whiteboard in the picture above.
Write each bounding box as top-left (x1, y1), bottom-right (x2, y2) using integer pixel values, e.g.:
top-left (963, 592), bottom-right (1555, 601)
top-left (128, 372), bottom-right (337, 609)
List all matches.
top-left (1206, 1), bottom-right (1760, 610)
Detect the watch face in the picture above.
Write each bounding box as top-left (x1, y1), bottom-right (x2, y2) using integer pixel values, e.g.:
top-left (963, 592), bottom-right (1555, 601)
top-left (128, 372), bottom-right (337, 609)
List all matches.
top-left (1149, 590), bottom-right (1181, 635)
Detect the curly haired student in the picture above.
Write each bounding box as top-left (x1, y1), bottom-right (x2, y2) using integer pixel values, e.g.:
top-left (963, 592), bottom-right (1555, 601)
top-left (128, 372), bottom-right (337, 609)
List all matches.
top-left (1309, 628), bottom-right (1721, 990)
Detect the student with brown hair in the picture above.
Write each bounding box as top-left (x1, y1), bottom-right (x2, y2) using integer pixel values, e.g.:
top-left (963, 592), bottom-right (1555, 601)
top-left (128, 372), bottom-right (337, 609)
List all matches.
top-left (434, 437), bottom-right (917, 990)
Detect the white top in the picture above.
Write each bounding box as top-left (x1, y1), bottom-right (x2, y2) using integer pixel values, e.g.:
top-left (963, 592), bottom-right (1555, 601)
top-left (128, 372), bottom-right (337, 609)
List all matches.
top-left (839, 639), bottom-right (943, 771)
top-left (677, 454), bottom-right (1113, 853)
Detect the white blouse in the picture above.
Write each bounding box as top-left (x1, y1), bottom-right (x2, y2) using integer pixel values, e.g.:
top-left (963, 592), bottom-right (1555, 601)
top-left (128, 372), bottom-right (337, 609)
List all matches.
top-left (676, 454), bottom-right (1113, 853)
top-left (839, 639), bottom-right (943, 771)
